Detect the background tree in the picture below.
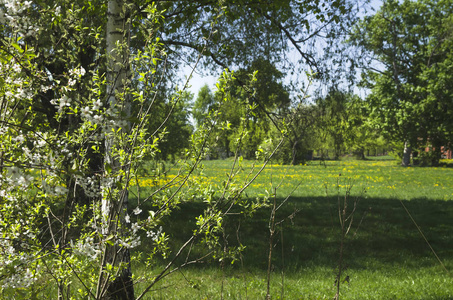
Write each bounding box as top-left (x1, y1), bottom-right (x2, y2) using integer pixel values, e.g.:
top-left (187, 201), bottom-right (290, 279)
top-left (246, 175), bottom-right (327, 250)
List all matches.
top-left (150, 91), bottom-right (194, 161)
top-left (266, 101), bottom-right (318, 165)
top-left (194, 58), bottom-right (291, 159)
top-left (350, 0), bottom-right (453, 166)
top-left (315, 89), bottom-right (350, 160)
top-left (342, 94), bottom-right (387, 159)
top-left (193, 84), bottom-right (216, 127)
top-left (312, 89), bottom-right (389, 160)
top-left (239, 57), bottom-right (291, 119)
top-left (156, 0), bottom-right (356, 67)
top-left (230, 58), bottom-right (291, 159)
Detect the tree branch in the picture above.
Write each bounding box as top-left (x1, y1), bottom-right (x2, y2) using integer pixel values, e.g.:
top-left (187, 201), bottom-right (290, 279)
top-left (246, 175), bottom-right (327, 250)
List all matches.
top-left (256, 8), bottom-right (319, 72)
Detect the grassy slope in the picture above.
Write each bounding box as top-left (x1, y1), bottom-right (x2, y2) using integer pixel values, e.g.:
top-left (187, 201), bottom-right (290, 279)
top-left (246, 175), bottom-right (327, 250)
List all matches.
top-left (132, 158), bottom-right (453, 299)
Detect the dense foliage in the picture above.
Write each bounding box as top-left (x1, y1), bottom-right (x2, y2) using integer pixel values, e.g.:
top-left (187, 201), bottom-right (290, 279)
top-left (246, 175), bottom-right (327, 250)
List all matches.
top-left (350, 0), bottom-right (453, 165)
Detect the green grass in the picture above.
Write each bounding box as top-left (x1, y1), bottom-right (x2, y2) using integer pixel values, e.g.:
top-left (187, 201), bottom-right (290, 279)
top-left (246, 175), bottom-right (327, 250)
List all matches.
top-left (196, 156), bottom-right (453, 200)
top-left (134, 266), bottom-right (453, 300)
top-left (130, 157), bottom-right (453, 299)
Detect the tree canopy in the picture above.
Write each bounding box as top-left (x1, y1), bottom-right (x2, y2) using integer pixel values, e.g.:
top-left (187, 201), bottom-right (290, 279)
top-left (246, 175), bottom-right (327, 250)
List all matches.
top-left (350, 0), bottom-right (453, 165)
top-left (157, 0), bottom-right (357, 72)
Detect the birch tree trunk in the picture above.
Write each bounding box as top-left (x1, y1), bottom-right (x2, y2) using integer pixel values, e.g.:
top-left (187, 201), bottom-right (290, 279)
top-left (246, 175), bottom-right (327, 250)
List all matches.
top-left (98, 0), bottom-right (134, 298)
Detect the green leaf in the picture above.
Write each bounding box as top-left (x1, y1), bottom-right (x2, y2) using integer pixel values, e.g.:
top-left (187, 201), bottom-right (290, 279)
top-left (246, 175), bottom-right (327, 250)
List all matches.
top-left (11, 43), bottom-right (24, 53)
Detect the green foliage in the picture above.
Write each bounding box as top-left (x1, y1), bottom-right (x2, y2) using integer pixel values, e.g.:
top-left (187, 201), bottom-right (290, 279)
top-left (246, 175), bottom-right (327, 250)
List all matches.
top-left (315, 89), bottom-right (350, 159)
top-left (150, 91), bottom-right (194, 161)
top-left (193, 84), bottom-right (215, 127)
top-left (237, 58), bottom-right (291, 117)
top-left (350, 0), bottom-right (453, 165)
top-left (194, 58), bottom-right (291, 160)
top-left (261, 104), bottom-right (317, 165)
top-left (313, 89), bottom-right (386, 160)
top-left (156, 0), bottom-right (355, 70)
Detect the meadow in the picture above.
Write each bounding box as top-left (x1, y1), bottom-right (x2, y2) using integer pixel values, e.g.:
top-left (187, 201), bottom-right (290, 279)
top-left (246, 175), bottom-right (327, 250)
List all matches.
top-left (131, 157), bottom-right (453, 299)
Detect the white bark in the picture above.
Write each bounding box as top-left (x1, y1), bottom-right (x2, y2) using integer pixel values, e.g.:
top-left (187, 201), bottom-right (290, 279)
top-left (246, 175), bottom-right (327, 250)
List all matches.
top-left (103, 0), bottom-right (130, 235)
top-left (402, 141), bottom-right (411, 167)
top-left (103, 0), bottom-right (125, 228)
top-left (98, 0), bottom-right (133, 298)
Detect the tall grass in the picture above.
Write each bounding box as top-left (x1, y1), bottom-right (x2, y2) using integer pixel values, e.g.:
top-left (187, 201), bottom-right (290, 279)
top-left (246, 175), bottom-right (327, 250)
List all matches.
top-left (130, 157), bottom-right (453, 299)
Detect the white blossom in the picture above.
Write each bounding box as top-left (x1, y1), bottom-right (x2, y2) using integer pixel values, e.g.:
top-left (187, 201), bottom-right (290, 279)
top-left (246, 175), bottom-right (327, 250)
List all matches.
top-left (12, 63), bottom-right (21, 73)
top-left (71, 236), bottom-right (101, 260)
top-left (5, 90), bottom-right (13, 98)
top-left (41, 85), bottom-right (52, 92)
top-left (146, 226), bottom-right (163, 242)
top-left (51, 95), bottom-right (72, 112)
top-left (92, 114), bottom-right (103, 124)
top-left (54, 185), bottom-right (68, 196)
top-left (75, 175), bottom-right (99, 198)
top-left (93, 99), bottom-right (102, 110)
top-left (34, 139), bottom-right (46, 148)
top-left (58, 95), bottom-right (71, 111)
top-left (80, 106), bottom-right (91, 118)
top-left (17, 174), bottom-right (33, 187)
top-left (13, 134), bottom-right (25, 143)
top-left (118, 236), bottom-right (141, 249)
top-left (1, 267), bottom-right (38, 289)
top-left (131, 222), bottom-right (140, 233)
top-left (133, 206), bottom-right (142, 215)
top-left (23, 1), bottom-right (31, 9)
top-left (8, 166), bottom-right (21, 180)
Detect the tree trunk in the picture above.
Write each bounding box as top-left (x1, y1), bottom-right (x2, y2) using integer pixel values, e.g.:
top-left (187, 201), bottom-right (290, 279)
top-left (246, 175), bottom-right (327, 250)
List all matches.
top-left (105, 247), bottom-right (135, 300)
top-left (401, 141), bottom-right (411, 167)
top-left (354, 148), bottom-right (365, 160)
top-left (431, 141), bottom-right (442, 166)
top-left (334, 147), bottom-right (340, 160)
top-left (291, 140), bottom-right (298, 165)
top-left (98, 0), bottom-right (134, 298)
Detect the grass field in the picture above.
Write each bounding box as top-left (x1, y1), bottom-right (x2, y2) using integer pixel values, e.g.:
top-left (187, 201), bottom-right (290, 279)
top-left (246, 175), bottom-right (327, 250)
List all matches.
top-left (131, 157), bottom-right (453, 299)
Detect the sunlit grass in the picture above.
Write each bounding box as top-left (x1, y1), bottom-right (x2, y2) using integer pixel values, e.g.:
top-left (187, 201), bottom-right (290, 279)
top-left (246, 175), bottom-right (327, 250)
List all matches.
top-left (193, 157), bottom-right (453, 201)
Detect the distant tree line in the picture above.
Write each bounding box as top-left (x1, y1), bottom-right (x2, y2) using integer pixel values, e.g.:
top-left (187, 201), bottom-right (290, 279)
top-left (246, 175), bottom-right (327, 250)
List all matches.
top-left (191, 70), bottom-right (388, 165)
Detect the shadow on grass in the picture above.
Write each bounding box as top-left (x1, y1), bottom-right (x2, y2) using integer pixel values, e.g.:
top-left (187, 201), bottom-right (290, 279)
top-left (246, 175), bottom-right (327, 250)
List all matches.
top-left (136, 196), bottom-right (453, 273)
